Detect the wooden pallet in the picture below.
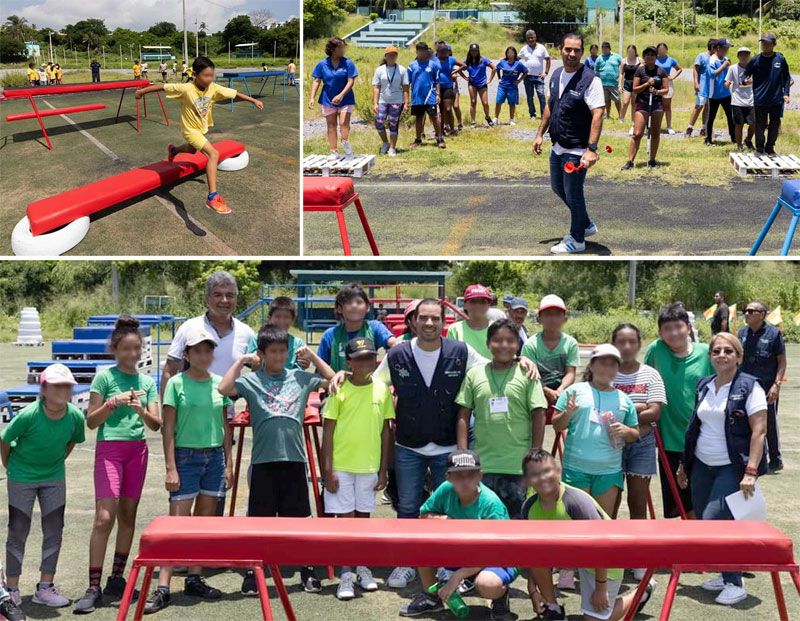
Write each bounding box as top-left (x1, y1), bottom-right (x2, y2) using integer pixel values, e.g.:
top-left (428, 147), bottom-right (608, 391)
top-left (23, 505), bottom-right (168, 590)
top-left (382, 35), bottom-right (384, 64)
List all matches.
top-left (730, 152), bottom-right (800, 178)
top-left (303, 154), bottom-right (376, 178)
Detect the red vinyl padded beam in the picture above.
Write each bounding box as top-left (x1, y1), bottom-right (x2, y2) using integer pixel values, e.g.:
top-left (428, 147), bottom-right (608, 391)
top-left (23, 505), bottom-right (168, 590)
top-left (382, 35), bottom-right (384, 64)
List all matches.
top-left (6, 103), bottom-right (106, 122)
top-left (26, 140), bottom-right (245, 236)
top-left (1, 80), bottom-right (147, 100)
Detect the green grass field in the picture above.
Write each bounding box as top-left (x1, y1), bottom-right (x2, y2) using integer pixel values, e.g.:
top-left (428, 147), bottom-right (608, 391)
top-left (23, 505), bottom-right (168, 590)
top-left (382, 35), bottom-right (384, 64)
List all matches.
top-left (1, 341), bottom-right (798, 620)
top-left (0, 73), bottom-right (299, 256)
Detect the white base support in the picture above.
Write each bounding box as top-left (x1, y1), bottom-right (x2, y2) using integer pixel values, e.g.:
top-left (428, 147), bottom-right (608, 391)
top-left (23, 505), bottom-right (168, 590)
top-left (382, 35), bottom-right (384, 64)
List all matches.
top-left (218, 149), bottom-right (250, 172)
top-left (12, 216), bottom-right (91, 256)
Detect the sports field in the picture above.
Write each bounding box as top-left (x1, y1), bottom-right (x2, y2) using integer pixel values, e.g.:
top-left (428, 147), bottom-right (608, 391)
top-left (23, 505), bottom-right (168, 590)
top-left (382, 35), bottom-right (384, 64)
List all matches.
top-left (0, 71), bottom-right (299, 256)
top-left (1, 341), bottom-right (797, 620)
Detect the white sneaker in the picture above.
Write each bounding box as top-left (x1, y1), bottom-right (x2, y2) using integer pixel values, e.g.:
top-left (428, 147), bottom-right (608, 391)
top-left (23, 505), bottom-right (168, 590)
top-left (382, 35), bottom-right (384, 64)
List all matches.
top-left (715, 582), bottom-right (747, 605)
top-left (330, 149), bottom-right (340, 156)
top-left (8, 589), bottom-right (22, 606)
top-left (509, 120), bottom-right (516, 126)
top-left (387, 566), bottom-right (416, 588)
top-left (557, 569), bottom-right (576, 590)
top-left (667, 127), bottom-right (676, 135)
top-left (337, 571), bottom-right (355, 600)
top-left (585, 223), bottom-right (598, 237)
top-left (632, 568), bottom-right (648, 581)
top-left (379, 141), bottom-right (390, 155)
top-left (32, 583), bottom-right (70, 607)
top-left (342, 140), bottom-right (353, 156)
top-left (493, 117), bottom-right (499, 125)
top-left (701, 576), bottom-right (726, 591)
top-left (387, 148), bottom-right (397, 157)
top-left (356, 566), bottom-right (378, 592)
top-left (629, 126), bottom-right (634, 136)
top-left (436, 567), bottom-right (453, 583)
top-left (550, 236), bottom-right (586, 254)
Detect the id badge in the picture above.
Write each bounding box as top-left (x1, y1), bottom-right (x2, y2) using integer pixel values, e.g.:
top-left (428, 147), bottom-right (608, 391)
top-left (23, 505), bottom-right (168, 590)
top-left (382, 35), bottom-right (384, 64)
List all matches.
top-left (589, 407), bottom-right (602, 425)
top-left (489, 397), bottom-right (509, 415)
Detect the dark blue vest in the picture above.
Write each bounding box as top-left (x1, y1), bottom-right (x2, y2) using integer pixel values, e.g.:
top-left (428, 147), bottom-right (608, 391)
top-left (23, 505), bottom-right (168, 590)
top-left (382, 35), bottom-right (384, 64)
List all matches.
top-left (548, 65), bottom-right (595, 149)
top-left (387, 338), bottom-right (469, 448)
top-left (683, 371), bottom-right (768, 477)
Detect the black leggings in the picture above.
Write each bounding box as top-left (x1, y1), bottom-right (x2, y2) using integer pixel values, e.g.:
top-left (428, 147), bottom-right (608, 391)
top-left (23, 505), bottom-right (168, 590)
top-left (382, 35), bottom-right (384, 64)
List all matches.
top-left (707, 96), bottom-right (735, 143)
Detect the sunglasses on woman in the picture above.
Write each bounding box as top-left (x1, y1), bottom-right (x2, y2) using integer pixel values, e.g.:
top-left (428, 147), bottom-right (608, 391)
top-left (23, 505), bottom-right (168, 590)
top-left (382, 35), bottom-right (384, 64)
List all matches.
top-left (711, 347), bottom-right (736, 355)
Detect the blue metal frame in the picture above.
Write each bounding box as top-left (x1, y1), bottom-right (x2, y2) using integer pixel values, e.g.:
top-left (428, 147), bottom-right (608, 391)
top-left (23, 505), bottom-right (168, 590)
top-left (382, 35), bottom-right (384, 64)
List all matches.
top-left (222, 71), bottom-right (288, 111)
top-left (750, 186), bottom-right (800, 256)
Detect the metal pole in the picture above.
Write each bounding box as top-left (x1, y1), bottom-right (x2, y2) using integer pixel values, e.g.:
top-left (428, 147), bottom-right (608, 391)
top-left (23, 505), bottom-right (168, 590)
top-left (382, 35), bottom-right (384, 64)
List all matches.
top-left (274, 40), bottom-right (277, 64)
top-left (228, 41), bottom-right (231, 65)
top-left (119, 45), bottom-right (122, 69)
top-left (432, 0), bottom-right (436, 43)
top-left (182, 0), bottom-right (189, 64)
top-left (681, 3), bottom-right (685, 55)
top-left (103, 45), bottom-right (106, 68)
top-left (618, 0), bottom-right (624, 56)
top-left (633, 5), bottom-right (636, 46)
top-left (715, 0), bottom-right (719, 37)
top-left (48, 32), bottom-right (53, 63)
top-left (628, 260), bottom-right (637, 308)
top-left (758, 0), bottom-right (763, 36)
top-left (195, 19), bottom-right (199, 58)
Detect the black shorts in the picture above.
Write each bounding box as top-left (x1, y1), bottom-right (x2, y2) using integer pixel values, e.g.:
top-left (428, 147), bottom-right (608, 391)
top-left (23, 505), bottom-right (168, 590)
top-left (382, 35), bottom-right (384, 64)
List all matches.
top-left (623, 79), bottom-right (633, 94)
top-left (635, 99), bottom-right (663, 114)
top-left (411, 103), bottom-right (437, 117)
top-left (248, 462), bottom-right (311, 517)
top-left (732, 105), bottom-right (755, 125)
top-left (659, 450), bottom-right (693, 519)
top-left (440, 88), bottom-right (456, 100)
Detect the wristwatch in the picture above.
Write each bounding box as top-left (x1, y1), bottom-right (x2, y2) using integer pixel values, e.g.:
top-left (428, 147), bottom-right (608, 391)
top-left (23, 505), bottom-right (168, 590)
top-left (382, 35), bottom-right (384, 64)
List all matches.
top-left (587, 143), bottom-right (598, 152)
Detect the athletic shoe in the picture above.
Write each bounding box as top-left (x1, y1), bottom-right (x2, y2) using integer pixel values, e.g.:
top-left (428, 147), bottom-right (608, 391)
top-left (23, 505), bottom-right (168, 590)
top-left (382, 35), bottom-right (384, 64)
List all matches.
top-left (470, 122), bottom-right (477, 128)
top-left (410, 138), bottom-right (423, 148)
top-left (699, 127), bottom-right (706, 137)
top-left (388, 148), bottom-right (397, 157)
top-left (342, 140), bottom-right (353, 156)
top-left (0, 596), bottom-right (26, 621)
top-left (379, 141), bottom-right (390, 155)
top-left (737, 144), bottom-right (745, 152)
top-left (493, 117), bottom-right (499, 125)
top-left (7, 589), bottom-right (21, 607)
top-left (744, 139), bottom-right (754, 150)
top-left (355, 566), bottom-right (378, 592)
top-left (486, 117), bottom-right (495, 127)
top-left (31, 583), bottom-right (69, 607)
top-left (437, 138), bottom-right (446, 149)
top-left (300, 567), bottom-right (322, 593)
top-left (770, 459), bottom-right (784, 473)
top-left (530, 114), bottom-right (536, 120)
top-left (541, 603), bottom-right (566, 620)
top-left (103, 575), bottom-right (138, 602)
top-left (715, 582), bottom-right (747, 605)
top-left (436, 567), bottom-right (453, 583)
top-left (167, 144), bottom-right (177, 162)
top-left (585, 223), bottom-right (598, 237)
top-left (701, 576), bottom-right (726, 591)
top-left (336, 572), bottom-right (355, 600)
top-left (206, 195), bottom-right (232, 214)
top-left (666, 127), bottom-right (676, 135)
top-left (632, 568), bottom-right (648, 581)
top-left (458, 124), bottom-right (464, 131)
top-left (399, 592), bottom-right (444, 617)
top-left (636, 579), bottom-right (657, 614)
top-left (143, 588), bottom-right (171, 615)
top-left (647, 160), bottom-right (658, 168)
top-left (629, 126), bottom-right (634, 136)
top-left (556, 569), bottom-right (576, 590)
top-left (457, 577), bottom-right (475, 595)
top-left (766, 148), bottom-right (776, 156)
top-left (490, 591), bottom-right (513, 620)
top-left (509, 120), bottom-right (516, 126)
top-left (755, 150), bottom-right (766, 156)
top-left (684, 126), bottom-right (693, 137)
top-left (550, 237), bottom-right (585, 255)
top-left (184, 576), bottom-right (221, 600)
top-left (621, 160), bottom-right (634, 170)
top-left (71, 588), bottom-right (104, 615)
top-left (387, 567), bottom-right (416, 588)
top-left (704, 140), bottom-right (714, 146)
top-left (241, 571), bottom-right (258, 596)
top-left (330, 150), bottom-right (339, 156)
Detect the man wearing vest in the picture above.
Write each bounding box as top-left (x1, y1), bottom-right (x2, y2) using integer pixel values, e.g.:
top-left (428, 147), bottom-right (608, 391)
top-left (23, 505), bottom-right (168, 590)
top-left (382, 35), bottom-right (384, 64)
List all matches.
top-left (533, 32), bottom-right (607, 255)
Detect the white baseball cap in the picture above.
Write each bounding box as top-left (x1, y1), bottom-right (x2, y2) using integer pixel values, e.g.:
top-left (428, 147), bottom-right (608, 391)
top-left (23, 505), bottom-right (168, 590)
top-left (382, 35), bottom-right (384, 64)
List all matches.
top-left (538, 294), bottom-right (567, 313)
top-left (185, 327), bottom-right (218, 348)
top-left (39, 363), bottom-right (77, 386)
top-left (589, 343), bottom-right (623, 363)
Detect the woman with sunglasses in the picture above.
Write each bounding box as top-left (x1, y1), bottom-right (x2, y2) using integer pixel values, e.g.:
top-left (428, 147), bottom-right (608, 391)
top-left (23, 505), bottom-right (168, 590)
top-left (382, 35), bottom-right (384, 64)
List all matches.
top-left (676, 332), bottom-right (767, 607)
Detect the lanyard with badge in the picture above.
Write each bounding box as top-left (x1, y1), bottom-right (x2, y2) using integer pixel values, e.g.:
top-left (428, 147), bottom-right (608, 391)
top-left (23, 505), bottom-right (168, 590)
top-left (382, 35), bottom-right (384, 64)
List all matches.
top-left (487, 362), bottom-right (515, 418)
top-left (589, 386), bottom-right (610, 425)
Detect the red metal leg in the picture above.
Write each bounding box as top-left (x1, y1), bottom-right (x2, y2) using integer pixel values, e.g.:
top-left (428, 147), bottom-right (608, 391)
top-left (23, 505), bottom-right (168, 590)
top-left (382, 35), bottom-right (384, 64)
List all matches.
top-left (622, 567), bottom-right (655, 621)
top-left (116, 563), bottom-right (140, 620)
top-left (132, 565), bottom-right (154, 620)
top-left (658, 569), bottom-right (681, 621)
top-left (254, 564), bottom-right (275, 621)
top-left (304, 425), bottom-right (333, 579)
top-left (136, 95), bottom-right (140, 132)
top-left (647, 488), bottom-right (656, 519)
top-left (115, 88), bottom-right (126, 123)
top-left (335, 208), bottom-right (352, 255)
top-left (791, 567), bottom-right (800, 595)
top-left (27, 95), bottom-right (53, 150)
top-left (353, 196), bottom-right (380, 255)
top-left (269, 565), bottom-right (297, 621)
top-left (654, 427), bottom-right (688, 520)
top-left (156, 91), bottom-right (170, 125)
top-left (772, 572), bottom-right (790, 621)
top-left (143, 92), bottom-right (148, 118)
top-left (229, 424), bottom-right (246, 516)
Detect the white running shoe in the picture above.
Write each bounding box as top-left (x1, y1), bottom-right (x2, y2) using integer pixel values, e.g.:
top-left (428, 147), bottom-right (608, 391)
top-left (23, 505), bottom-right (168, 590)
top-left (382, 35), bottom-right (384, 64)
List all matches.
top-left (715, 583), bottom-right (747, 605)
top-left (337, 572), bottom-right (355, 600)
top-left (387, 567), bottom-right (416, 589)
top-left (8, 589), bottom-right (22, 607)
top-left (632, 568), bottom-right (648, 581)
top-left (356, 566), bottom-right (378, 592)
top-left (629, 126), bottom-right (634, 136)
top-left (387, 148), bottom-right (397, 157)
top-left (557, 569), bottom-right (576, 590)
top-left (379, 141), bottom-right (390, 155)
top-left (342, 140), bottom-right (353, 156)
top-left (585, 223), bottom-right (598, 237)
top-left (32, 583), bottom-right (70, 607)
top-left (701, 576), bottom-right (726, 591)
top-left (550, 236), bottom-right (586, 254)
top-left (493, 117), bottom-right (499, 125)
top-left (509, 120), bottom-right (516, 126)
top-left (667, 127), bottom-right (676, 135)
top-left (330, 150), bottom-right (339, 156)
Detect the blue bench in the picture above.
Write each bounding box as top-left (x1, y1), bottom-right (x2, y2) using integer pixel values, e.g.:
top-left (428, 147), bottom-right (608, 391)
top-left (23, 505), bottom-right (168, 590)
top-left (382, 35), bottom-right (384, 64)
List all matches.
top-left (73, 325), bottom-right (151, 339)
top-left (52, 339), bottom-right (113, 356)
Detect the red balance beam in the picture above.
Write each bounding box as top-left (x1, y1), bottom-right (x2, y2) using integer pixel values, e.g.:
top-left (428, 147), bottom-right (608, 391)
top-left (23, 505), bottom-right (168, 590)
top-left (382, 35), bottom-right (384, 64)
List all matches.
top-left (26, 140), bottom-right (245, 236)
top-left (5, 103), bottom-right (106, 122)
top-left (0, 79), bottom-right (147, 99)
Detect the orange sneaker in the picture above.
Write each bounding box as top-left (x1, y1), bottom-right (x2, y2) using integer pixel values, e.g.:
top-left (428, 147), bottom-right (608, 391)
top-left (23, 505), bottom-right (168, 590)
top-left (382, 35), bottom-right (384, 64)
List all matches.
top-left (167, 144), bottom-right (177, 162)
top-left (206, 194), bottom-right (231, 214)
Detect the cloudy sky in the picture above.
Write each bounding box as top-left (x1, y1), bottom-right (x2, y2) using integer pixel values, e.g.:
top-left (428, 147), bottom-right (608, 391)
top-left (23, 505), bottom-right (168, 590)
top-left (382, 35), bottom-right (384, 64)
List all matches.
top-left (2, 0), bottom-right (299, 32)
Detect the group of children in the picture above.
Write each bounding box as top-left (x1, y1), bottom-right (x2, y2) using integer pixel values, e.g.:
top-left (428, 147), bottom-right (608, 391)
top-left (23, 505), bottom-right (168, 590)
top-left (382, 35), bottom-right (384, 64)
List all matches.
top-left (25, 62), bottom-right (62, 86)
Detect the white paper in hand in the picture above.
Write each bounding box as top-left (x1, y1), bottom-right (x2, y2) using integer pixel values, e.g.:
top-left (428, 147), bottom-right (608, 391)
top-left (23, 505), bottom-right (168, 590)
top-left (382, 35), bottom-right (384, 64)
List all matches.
top-left (725, 484), bottom-right (766, 521)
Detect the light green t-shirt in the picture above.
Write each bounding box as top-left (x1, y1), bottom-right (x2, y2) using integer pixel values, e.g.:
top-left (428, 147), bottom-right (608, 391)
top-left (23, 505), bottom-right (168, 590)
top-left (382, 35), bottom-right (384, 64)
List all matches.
top-left (447, 320), bottom-right (491, 358)
top-left (163, 372), bottom-right (232, 449)
top-left (420, 481), bottom-right (509, 520)
top-left (456, 362), bottom-right (547, 475)
top-left (520, 332), bottom-right (580, 390)
top-left (644, 340), bottom-right (713, 452)
top-left (0, 401), bottom-right (85, 483)
top-left (90, 367), bottom-right (157, 441)
top-left (322, 379), bottom-right (395, 473)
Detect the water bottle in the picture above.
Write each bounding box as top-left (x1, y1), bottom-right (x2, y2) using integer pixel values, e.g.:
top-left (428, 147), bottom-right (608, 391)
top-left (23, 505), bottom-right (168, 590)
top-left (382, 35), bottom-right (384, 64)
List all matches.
top-left (428, 581), bottom-right (470, 619)
top-left (602, 411), bottom-right (625, 450)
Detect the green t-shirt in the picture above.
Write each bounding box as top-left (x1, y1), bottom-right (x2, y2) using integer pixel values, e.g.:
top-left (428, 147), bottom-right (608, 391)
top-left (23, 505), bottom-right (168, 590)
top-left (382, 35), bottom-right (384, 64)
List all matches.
top-left (163, 372), bottom-right (232, 449)
top-left (90, 367), bottom-right (157, 441)
top-left (643, 340), bottom-right (713, 452)
top-left (520, 332), bottom-right (580, 390)
top-left (420, 481), bottom-right (509, 520)
top-left (455, 362), bottom-right (547, 475)
top-left (447, 321), bottom-right (491, 358)
top-left (555, 382), bottom-right (638, 475)
top-left (247, 333), bottom-right (305, 370)
top-left (594, 52), bottom-right (623, 86)
top-left (322, 379), bottom-right (395, 473)
top-left (0, 401), bottom-right (85, 483)
top-left (521, 482), bottom-right (622, 580)
top-left (234, 368), bottom-right (324, 464)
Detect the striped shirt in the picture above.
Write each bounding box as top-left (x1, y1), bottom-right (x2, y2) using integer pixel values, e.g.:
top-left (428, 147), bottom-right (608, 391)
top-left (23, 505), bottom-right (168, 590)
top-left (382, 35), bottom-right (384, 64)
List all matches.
top-left (613, 364), bottom-right (667, 406)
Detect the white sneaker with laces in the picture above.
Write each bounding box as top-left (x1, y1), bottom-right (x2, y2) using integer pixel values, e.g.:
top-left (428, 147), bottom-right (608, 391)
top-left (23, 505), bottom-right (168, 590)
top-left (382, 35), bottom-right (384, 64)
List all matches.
top-left (667, 127), bottom-right (676, 135)
top-left (387, 566), bottom-right (416, 588)
top-left (356, 566), bottom-right (378, 592)
top-left (701, 576), bottom-right (726, 591)
top-left (493, 117), bottom-right (499, 125)
top-left (379, 142), bottom-right (390, 155)
top-left (337, 572), bottom-right (355, 600)
top-left (32, 583), bottom-right (70, 607)
top-left (387, 148), bottom-right (397, 157)
top-left (342, 140), bottom-right (353, 156)
top-left (715, 582), bottom-right (747, 605)
top-left (585, 223), bottom-right (598, 237)
top-left (550, 236), bottom-right (586, 254)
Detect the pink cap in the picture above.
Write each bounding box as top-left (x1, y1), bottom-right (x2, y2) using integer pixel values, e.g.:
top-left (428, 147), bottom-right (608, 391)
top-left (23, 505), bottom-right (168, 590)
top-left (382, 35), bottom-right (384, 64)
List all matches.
top-left (463, 284), bottom-right (492, 301)
top-left (404, 299), bottom-right (421, 318)
top-left (39, 363), bottom-right (77, 386)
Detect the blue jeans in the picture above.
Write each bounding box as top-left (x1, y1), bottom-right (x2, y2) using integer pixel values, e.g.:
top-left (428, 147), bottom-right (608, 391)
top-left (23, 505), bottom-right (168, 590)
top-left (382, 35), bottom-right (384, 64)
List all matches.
top-left (524, 75), bottom-right (546, 118)
top-left (171, 447), bottom-right (227, 501)
top-left (549, 149), bottom-right (592, 243)
top-left (394, 444), bottom-right (449, 519)
top-left (690, 460), bottom-right (743, 586)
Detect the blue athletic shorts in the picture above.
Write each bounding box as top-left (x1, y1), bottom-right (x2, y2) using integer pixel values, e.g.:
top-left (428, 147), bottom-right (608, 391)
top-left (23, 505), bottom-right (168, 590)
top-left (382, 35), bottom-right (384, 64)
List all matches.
top-left (496, 85), bottom-right (519, 106)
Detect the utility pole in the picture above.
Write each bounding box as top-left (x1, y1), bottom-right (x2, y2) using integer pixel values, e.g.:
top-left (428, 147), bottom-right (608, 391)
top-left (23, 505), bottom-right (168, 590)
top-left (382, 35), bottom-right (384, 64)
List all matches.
top-left (102, 45), bottom-right (106, 68)
top-left (195, 19), bottom-right (199, 58)
top-left (628, 260), bottom-right (637, 308)
top-left (715, 0), bottom-right (719, 37)
top-left (182, 0), bottom-right (189, 64)
top-left (432, 0), bottom-right (437, 44)
top-left (119, 44), bottom-right (122, 69)
top-left (758, 0), bottom-right (763, 35)
top-left (618, 0), bottom-right (624, 56)
top-left (632, 5), bottom-right (636, 46)
top-left (48, 31), bottom-right (53, 63)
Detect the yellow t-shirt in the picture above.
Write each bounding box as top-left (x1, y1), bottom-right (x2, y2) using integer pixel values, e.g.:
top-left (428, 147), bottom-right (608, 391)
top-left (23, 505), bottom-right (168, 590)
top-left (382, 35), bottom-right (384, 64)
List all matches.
top-left (46, 67), bottom-right (55, 79)
top-left (163, 81), bottom-right (237, 134)
top-left (133, 64), bottom-right (142, 77)
top-left (27, 68), bottom-right (38, 81)
top-left (56, 68), bottom-right (63, 79)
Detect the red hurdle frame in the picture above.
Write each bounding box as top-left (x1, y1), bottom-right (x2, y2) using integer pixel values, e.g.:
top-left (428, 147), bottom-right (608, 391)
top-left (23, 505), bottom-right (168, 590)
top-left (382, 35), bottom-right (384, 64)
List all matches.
top-left (303, 190), bottom-right (380, 256)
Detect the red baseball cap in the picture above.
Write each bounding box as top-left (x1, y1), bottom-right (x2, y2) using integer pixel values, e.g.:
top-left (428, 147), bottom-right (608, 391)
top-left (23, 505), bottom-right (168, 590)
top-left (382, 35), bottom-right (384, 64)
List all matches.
top-left (404, 299), bottom-right (421, 318)
top-left (463, 284), bottom-right (492, 301)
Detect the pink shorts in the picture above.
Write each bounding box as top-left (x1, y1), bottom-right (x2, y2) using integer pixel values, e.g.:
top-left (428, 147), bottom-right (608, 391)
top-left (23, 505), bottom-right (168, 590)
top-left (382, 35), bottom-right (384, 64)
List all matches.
top-left (94, 440), bottom-right (148, 500)
top-left (322, 104), bottom-right (354, 117)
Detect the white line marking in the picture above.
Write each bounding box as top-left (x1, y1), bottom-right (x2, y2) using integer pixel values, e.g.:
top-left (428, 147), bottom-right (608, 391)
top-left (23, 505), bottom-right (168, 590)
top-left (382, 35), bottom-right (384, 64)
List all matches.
top-left (354, 181), bottom-right (551, 189)
top-left (40, 99), bottom-right (121, 161)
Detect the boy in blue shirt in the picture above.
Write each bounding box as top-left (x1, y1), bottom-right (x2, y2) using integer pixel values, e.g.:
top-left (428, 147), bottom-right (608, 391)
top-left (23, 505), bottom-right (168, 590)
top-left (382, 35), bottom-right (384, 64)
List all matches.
top-left (435, 43), bottom-right (466, 135)
top-left (704, 38), bottom-right (735, 146)
top-left (686, 38), bottom-right (716, 137)
top-left (493, 46), bottom-right (528, 126)
top-left (408, 42), bottom-right (446, 149)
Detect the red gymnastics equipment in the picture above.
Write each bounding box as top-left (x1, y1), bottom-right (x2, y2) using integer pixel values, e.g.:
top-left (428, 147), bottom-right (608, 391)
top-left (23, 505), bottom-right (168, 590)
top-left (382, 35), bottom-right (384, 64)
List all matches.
top-left (564, 145), bottom-right (614, 174)
top-left (0, 80), bottom-right (169, 150)
top-left (5, 103), bottom-right (106, 122)
top-left (118, 516), bottom-right (800, 621)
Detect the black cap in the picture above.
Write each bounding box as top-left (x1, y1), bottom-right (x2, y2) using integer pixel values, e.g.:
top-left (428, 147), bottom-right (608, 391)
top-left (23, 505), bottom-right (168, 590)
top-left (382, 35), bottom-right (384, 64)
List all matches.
top-left (716, 38), bottom-right (731, 48)
top-left (447, 449), bottom-right (481, 473)
top-left (345, 337), bottom-right (376, 358)
top-left (759, 33), bottom-right (777, 44)
top-left (643, 46), bottom-right (657, 56)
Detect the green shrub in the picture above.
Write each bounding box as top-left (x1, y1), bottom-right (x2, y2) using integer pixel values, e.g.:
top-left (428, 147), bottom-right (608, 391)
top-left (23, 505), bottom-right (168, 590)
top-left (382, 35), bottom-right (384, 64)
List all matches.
top-left (0, 71), bottom-right (31, 88)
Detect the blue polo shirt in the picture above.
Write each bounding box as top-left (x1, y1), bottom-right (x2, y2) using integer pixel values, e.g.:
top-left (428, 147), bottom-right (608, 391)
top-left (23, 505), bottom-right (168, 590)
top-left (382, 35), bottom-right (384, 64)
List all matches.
top-left (694, 51), bottom-right (710, 96)
top-left (655, 55), bottom-right (679, 77)
top-left (706, 56), bottom-right (730, 99)
top-left (496, 59), bottom-right (528, 88)
top-left (311, 57), bottom-right (358, 107)
top-left (437, 56), bottom-right (458, 89)
top-left (408, 58), bottom-right (440, 105)
top-left (738, 323), bottom-right (785, 390)
top-left (317, 320), bottom-right (395, 365)
top-left (465, 57), bottom-right (491, 88)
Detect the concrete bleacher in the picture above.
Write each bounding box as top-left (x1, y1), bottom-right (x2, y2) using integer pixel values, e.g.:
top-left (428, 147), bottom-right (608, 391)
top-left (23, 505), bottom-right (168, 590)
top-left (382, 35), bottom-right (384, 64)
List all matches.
top-left (347, 21), bottom-right (428, 48)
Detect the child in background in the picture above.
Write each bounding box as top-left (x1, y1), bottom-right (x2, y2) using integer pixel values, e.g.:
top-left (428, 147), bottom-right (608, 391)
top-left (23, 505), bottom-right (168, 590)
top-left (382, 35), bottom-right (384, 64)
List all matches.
top-left (46, 63), bottom-right (56, 84)
top-left (135, 56), bottom-right (264, 214)
top-left (219, 328), bottom-right (335, 595)
top-left (321, 337), bottom-right (394, 600)
top-left (180, 61), bottom-right (188, 81)
top-left (247, 296), bottom-right (308, 370)
top-left (286, 59), bottom-right (297, 85)
top-left (493, 46), bottom-right (528, 126)
top-left (27, 63), bottom-right (38, 86)
top-left (0, 560), bottom-right (26, 621)
top-left (143, 328), bottom-right (232, 614)
top-left (133, 60), bottom-right (142, 80)
top-left (73, 316), bottom-right (161, 615)
top-left (38, 66), bottom-right (48, 85)
top-left (459, 42), bottom-right (496, 127)
top-left (141, 61), bottom-right (148, 80)
top-left (159, 61), bottom-right (168, 82)
top-left (407, 41), bottom-right (445, 149)
top-left (54, 64), bottom-right (62, 84)
top-left (456, 319), bottom-right (547, 518)
top-left (1, 364), bottom-right (85, 611)
top-left (447, 283), bottom-right (494, 358)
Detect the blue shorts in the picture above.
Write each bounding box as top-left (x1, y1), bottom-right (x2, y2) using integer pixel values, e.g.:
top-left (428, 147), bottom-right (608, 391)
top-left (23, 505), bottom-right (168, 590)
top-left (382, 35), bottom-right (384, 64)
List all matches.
top-left (170, 446), bottom-right (226, 501)
top-left (496, 85), bottom-right (519, 106)
top-left (695, 93), bottom-right (708, 106)
top-left (445, 567), bottom-right (519, 585)
top-left (622, 429), bottom-right (657, 477)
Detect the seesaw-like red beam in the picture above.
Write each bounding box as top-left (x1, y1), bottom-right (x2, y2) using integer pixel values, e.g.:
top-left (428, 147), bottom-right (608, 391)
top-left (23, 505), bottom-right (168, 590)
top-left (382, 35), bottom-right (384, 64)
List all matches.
top-left (5, 103), bottom-right (107, 122)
